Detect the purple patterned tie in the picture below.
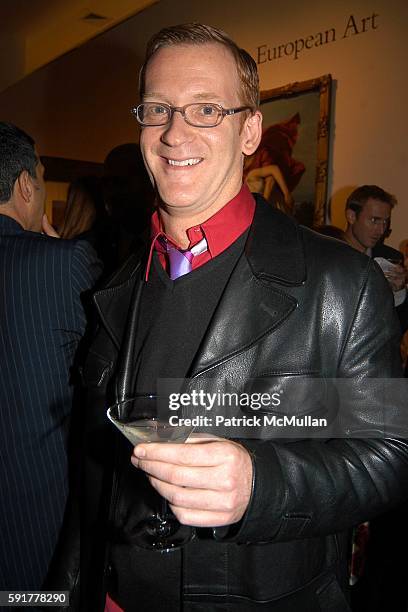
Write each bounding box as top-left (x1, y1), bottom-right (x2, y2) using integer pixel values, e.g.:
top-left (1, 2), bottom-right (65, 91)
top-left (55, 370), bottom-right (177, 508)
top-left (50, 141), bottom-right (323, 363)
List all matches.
top-left (163, 237), bottom-right (207, 280)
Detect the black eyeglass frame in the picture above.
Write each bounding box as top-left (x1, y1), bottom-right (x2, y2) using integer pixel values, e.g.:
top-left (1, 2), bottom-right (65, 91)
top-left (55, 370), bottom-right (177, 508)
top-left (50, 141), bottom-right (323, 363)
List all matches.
top-left (131, 102), bottom-right (254, 128)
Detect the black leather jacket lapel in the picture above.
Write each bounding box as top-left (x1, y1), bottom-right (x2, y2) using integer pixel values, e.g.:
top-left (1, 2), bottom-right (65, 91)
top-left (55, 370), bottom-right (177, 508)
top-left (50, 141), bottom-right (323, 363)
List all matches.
top-left (190, 196), bottom-right (305, 376)
top-left (93, 256), bottom-right (142, 351)
top-left (190, 255), bottom-right (297, 376)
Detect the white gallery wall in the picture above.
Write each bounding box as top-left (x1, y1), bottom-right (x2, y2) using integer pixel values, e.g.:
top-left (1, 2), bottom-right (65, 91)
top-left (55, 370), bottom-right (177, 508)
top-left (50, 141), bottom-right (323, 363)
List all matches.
top-left (0, 0), bottom-right (407, 246)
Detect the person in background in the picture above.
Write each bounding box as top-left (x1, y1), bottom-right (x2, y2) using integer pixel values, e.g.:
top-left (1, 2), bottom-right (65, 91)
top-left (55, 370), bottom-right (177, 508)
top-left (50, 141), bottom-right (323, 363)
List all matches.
top-left (60, 175), bottom-right (114, 272)
top-left (344, 185), bottom-right (408, 612)
top-left (0, 122), bottom-right (101, 599)
top-left (60, 176), bottom-right (105, 241)
top-left (102, 143), bottom-right (155, 274)
top-left (345, 184), bottom-right (408, 333)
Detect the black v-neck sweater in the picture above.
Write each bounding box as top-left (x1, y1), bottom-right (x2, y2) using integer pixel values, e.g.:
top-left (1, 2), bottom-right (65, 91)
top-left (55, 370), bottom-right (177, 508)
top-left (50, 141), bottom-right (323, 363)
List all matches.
top-left (132, 230), bottom-right (248, 393)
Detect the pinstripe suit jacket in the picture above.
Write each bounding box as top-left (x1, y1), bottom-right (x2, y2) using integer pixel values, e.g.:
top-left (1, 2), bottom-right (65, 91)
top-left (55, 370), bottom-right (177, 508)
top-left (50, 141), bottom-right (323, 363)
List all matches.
top-left (0, 214), bottom-right (101, 595)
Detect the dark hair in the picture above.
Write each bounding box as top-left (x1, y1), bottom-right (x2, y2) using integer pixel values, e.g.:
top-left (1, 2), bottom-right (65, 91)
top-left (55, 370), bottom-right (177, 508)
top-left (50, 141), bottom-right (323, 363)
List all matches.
top-left (60, 176), bottom-right (104, 239)
top-left (346, 185), bottom-right (397, 218)
top-left (0, 122), bottom-right (38, 204)
top-left (140, 23), bottom-right (259, 109)
top-left (102, 143), bottom-right (155, 226)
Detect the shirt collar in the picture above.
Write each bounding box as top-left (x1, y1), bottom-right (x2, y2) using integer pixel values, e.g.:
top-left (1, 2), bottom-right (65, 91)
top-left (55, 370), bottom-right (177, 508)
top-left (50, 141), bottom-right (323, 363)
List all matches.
top-left (146, 184), bottom-right (255, 280)
top-left (151, 183), bottom-right (254, 252)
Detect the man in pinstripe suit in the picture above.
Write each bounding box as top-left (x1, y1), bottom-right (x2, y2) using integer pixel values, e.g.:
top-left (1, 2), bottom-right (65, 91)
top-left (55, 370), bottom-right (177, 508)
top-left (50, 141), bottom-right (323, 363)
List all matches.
top-left (0, 123), bottom-right (101, 596)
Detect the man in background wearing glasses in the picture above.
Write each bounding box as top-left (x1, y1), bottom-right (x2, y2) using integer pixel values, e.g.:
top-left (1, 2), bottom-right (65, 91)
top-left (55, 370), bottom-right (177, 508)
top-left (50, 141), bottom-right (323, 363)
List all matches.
top-left (51, 24), bottom-right (408, 612)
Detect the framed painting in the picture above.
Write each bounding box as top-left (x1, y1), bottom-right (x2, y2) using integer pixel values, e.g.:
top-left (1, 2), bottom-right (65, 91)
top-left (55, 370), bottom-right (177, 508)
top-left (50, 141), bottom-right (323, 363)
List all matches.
top-left (244, 74), bottom-right (331, 227)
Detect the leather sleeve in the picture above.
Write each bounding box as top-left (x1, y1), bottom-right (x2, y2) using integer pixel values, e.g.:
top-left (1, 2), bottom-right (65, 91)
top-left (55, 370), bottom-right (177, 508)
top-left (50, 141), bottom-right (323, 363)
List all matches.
top-left (233, 259), bottom-right (408, 544)
top-left (41, 493), bottom-right (80, 611)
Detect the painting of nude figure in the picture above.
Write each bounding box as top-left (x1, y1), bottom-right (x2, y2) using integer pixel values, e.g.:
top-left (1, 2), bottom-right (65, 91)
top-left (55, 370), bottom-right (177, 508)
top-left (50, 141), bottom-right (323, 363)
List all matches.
top-left (244, 75), bottom-right (331, 227)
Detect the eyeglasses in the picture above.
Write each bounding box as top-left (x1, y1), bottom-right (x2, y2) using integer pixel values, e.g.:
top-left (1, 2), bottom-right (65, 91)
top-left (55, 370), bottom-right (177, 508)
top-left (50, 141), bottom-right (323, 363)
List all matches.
top-left (131, 102), bottom-right (253, 128)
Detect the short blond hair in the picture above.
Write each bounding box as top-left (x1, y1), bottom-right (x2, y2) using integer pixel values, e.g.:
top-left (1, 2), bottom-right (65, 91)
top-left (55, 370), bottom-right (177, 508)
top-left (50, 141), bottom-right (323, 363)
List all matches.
top-left (139, 23), bottom-right (260, 109)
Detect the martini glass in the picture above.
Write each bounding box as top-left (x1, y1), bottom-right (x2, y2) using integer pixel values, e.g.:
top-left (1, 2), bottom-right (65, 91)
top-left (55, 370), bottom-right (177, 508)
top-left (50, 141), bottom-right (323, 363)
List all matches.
top-left (107, 394), bottom-right (194, 551)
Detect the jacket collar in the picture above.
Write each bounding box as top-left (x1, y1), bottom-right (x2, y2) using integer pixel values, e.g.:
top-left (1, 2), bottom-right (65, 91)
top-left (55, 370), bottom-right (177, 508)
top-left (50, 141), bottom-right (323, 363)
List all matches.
top-left (246, 194), bottom-right (306, 286)
top-left (0, 214), bottom-right (25, 234)
top-left (93, 251), bottom-right (144, 350)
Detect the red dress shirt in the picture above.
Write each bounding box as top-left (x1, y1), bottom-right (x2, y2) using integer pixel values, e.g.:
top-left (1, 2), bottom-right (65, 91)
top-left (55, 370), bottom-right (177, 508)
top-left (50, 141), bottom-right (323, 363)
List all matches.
top-left (145, 183), bottom-right (255, 280)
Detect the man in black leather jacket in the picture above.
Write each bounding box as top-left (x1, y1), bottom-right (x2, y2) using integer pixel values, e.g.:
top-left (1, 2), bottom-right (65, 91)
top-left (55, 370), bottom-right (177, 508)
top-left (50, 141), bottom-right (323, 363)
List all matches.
top-left (48, 23), bottom-right (408, 612)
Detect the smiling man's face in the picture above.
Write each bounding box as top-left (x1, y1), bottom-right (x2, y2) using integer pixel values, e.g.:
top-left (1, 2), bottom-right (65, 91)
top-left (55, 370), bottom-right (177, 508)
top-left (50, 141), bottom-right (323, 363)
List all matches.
top-left (140, 43), bottom-right (259, 220)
